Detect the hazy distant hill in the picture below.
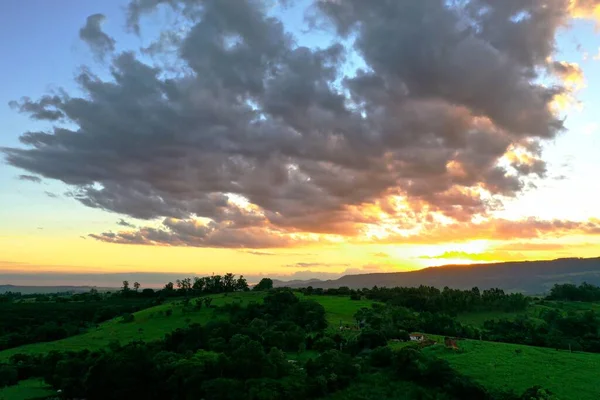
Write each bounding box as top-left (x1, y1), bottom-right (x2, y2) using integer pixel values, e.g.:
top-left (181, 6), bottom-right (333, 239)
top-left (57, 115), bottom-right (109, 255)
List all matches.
top-left (275, 257), bottom-right (600, 294)
top-left (0, 285), bottom-right (116, 295)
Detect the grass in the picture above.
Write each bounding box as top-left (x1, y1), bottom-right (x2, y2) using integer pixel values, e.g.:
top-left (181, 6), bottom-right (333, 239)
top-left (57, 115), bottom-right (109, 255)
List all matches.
top-left (302, 294), bottom-right (375, 327)
top-left (0, 379), bottom-right (53, 400)
top-left (425, 339), bottom-right (600, 400)
top-left (0, 292), bottom-right (265, 361)
top-left (0, 292), bottom-right (370, 360)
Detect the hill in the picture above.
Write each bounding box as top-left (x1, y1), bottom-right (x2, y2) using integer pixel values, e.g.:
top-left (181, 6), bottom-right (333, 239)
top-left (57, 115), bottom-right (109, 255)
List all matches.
top-left (0, 292), bottom-right (372, 361)
top-left (277, 257), bottom-right (600, 294)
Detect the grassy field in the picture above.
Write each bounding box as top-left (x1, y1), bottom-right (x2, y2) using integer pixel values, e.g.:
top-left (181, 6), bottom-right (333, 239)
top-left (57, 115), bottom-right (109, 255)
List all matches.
top-left (303, 295), bottom-right (375, 326)
top-left (0, 292), bottom-right (370, 361)
top-left (425, 339), bottom-right (600, 400)
top-left (0, 379), bottom-right (53, 400)
top-left (0, 292), bottom-right (265, 360)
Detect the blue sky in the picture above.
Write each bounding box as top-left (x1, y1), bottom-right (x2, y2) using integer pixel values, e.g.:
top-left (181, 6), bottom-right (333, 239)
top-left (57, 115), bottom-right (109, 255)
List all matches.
top-left (2, 1), bottom-right (600, 285)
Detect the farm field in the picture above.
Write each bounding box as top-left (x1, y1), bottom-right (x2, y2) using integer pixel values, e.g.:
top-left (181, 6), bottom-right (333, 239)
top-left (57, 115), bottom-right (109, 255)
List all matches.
top-left (0, 379), bottom-right (53, 400)
top-left (426, 339), bottom-right (600, 400)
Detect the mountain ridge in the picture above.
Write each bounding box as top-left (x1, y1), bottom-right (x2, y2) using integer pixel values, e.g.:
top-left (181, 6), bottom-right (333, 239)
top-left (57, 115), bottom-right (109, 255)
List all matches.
top-left (274, 257), bottom-right (600, 294)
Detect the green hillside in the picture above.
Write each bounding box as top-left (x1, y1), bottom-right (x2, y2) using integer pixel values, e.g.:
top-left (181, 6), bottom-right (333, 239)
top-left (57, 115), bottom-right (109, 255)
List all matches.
top-left (0, 292), bottom-right (371, 361)
top-left (0, 292), bottom-right (264, 360)
top-left (426, 339), bottom-right (600, 400)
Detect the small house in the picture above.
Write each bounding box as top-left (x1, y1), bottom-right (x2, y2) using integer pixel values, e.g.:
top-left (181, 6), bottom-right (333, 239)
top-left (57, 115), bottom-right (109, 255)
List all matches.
top-left (409, 332), bottom-right (426, 342)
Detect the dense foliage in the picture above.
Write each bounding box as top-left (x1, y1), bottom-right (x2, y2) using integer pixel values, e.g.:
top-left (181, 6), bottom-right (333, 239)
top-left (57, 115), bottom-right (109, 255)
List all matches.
top-left (0, 288), bottom-right (552, 400)
top-left (546, 283), bottom-right (600, 302)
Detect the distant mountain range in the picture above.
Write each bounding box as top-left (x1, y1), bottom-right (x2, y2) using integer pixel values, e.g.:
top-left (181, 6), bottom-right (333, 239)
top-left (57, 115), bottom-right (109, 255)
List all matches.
top-left (274, 257), bottom-right (600, 294)
top-left (0, 285), bottom-right (116, 294)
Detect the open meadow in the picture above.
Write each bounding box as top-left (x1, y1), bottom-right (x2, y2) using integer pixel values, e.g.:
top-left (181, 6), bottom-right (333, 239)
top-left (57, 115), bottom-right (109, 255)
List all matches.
top-left (426, 339), bottom-right (600, 400)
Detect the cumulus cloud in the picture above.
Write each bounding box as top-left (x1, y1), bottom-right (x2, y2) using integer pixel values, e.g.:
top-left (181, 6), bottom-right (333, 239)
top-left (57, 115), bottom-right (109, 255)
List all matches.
top-left (79, 13), bottom-right (115, 61)
top-left (3, 0), bottom-right (600, 248)
top-left (377, 218), bottom-right (600, 245)
top-left (18, 175), bottom-right (41, 183)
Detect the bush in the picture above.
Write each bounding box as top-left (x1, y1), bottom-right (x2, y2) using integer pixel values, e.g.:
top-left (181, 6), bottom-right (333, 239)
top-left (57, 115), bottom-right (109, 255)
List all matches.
top-left (0, 364), bottom-right (18, 387)
top-left (369, 346), bottom-right (393, 367)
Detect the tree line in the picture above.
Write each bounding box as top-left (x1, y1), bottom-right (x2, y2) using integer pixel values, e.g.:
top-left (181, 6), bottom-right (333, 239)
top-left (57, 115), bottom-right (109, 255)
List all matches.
top-left (298, 284), bottom-right (530, 314)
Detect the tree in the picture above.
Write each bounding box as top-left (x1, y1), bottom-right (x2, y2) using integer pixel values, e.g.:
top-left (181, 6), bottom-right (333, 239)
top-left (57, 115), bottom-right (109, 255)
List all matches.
top-left (223, 273), bottom-right (236, 292)
top-left (164, 282), bottom-right (174, 292)
top-left (122, 281), bottom-right (130, 293)
top-left (254, 278), bottom-right (274, 291)
top-left (193, 277), bottom-right (205, 292)
top-left (133, 282), bottom-right (141, 292)
top-left (236, 275), bottom-right (249, 292)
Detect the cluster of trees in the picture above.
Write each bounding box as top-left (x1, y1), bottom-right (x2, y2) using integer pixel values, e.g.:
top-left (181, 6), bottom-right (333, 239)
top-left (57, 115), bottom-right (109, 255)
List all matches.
top-left (0, 298), bottom-right (154, 351)
top-left (119, 274), bottom-right (252, 298)
top-left (299, 285), bottom-right (530, 314)
top-left (483, 309), bottom-right (600, 353)
top-left (352, 304), bottom-right (479, 343)
top-left (1, 288), bottom-right (552, 400)
top-left (546, 282), bottom-right (600, 302)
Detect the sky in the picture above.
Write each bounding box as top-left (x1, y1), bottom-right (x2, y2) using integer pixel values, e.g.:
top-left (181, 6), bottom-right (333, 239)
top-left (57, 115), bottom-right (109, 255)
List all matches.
top-left (2, 0), bottom-right (600, 286)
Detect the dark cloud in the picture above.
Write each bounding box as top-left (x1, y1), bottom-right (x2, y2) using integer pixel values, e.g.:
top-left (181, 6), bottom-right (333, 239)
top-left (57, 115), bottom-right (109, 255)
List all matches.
top-left (79, 13), bottom-right (115, 61)
top-left (45, 191), bottom-right (58, 198)
top-left (117, 218), bottom-right (135, 228)
top-left (18, 175), bottom-right (41, 183)
top-left (3, 0), bottom-right (600, 248)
